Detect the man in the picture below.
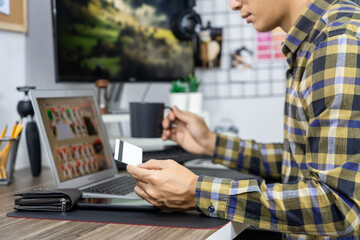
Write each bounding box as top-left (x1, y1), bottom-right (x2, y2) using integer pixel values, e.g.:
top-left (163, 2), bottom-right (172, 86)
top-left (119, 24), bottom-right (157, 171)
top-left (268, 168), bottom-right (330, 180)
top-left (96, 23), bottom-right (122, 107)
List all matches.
top-left (127, 0), bottom-right (360, 238)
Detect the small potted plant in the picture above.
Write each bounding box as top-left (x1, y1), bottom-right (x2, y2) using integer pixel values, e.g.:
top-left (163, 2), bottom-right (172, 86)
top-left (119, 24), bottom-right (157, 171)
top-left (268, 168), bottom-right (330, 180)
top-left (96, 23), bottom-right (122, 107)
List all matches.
top-left (186, 74), bottom-right (203, 113)
top-left (169, 79), bottom-right (188, 110)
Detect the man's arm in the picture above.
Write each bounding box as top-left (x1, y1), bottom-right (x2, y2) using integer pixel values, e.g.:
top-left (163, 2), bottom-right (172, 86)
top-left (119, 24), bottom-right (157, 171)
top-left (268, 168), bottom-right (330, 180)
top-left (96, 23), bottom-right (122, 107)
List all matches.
top-left (213, 134), bottom-right (283, 181)
top-left (196, 173), bottom-right (359, 236)
top-left (161, 104), bottom-right (284, 181)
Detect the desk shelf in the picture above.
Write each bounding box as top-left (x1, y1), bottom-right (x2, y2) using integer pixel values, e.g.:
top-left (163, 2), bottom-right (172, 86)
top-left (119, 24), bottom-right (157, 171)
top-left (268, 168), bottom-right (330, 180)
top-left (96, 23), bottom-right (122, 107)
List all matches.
top-left (102, 113), bottom-right (130, 123)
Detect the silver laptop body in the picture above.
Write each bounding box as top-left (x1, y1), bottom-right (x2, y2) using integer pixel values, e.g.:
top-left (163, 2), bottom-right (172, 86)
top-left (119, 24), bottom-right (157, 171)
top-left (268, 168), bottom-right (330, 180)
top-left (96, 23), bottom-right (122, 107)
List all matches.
top-left (30, 89), bottom-right (138, 199)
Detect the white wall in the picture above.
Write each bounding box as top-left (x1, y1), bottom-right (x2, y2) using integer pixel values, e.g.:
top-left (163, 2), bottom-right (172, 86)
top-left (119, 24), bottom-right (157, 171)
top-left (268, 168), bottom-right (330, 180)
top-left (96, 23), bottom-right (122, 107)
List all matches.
top-left (0, 30), bottom-right (30, 170)
top-left (204, 97), bottom-right (284, 143)
top-left (0, 31), bottom-right (26, 127)
top-left (0, 1), bottom-right (284, 171)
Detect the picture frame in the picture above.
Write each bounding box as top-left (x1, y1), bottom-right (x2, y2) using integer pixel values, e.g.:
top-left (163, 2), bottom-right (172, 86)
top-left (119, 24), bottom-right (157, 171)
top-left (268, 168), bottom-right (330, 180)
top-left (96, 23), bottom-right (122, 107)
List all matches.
top-left (0, 0), bottom-right (27, 33)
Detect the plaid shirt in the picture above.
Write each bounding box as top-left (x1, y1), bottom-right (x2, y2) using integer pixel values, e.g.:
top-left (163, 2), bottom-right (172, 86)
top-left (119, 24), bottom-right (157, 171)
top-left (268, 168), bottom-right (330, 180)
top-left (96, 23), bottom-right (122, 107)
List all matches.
top-left (195, 0), bottom-right (360, 239)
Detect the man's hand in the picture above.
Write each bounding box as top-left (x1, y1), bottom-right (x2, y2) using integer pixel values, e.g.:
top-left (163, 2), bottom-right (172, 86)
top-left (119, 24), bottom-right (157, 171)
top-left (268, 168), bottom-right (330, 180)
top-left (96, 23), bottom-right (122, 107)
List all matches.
top-left (162, 106), bottom-right (216, 156)
top-left (127, 160), bottom-right (199, 211)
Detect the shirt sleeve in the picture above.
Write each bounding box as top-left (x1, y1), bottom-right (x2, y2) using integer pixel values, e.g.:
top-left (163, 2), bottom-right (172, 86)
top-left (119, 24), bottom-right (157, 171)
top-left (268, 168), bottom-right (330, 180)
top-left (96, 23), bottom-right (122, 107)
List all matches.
top-left (195, 175), bottom-right (359, 236)
top-left (196, 33), bottom-right (360, 237)
top-left (212, 134), bottom-right (283, 181)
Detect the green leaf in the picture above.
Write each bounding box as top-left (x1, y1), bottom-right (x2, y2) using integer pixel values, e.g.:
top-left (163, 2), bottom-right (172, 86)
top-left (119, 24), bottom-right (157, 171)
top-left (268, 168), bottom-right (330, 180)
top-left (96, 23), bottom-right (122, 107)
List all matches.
top-left (185, 74), bottom-right (201, 92)
top-left (170, 79), bottom-right (187, 93)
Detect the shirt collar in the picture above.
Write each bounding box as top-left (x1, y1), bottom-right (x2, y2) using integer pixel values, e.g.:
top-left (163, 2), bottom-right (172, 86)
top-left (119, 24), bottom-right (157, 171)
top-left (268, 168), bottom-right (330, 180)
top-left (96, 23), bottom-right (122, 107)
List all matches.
top-left (283, 0), bottom-right (336, 55)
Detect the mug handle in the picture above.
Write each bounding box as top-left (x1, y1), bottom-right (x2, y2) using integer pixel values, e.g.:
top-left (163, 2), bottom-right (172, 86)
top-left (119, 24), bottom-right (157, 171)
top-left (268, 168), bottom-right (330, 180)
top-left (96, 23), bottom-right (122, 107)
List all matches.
top-left (163, 106), bottom-right (177, 128)
top-left (164, 106), bottom-right (173, 112)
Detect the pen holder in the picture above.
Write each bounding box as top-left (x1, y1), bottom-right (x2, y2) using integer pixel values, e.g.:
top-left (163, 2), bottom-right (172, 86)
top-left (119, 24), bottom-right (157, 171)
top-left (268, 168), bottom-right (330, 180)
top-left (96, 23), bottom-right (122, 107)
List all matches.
top-left (0, 137), bottom-right (20, 185)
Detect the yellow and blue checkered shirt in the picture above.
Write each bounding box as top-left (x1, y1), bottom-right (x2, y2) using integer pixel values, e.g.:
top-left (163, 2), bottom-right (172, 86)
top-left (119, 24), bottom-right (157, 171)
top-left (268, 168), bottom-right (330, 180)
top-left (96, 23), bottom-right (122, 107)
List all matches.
top-left (195, 0), bottom-right (360, 239)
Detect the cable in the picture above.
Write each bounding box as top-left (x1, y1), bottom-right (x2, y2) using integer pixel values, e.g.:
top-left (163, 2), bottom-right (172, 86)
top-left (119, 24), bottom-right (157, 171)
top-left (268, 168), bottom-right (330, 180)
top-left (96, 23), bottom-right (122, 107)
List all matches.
top-left (141, 83), bottom-right (152, 102)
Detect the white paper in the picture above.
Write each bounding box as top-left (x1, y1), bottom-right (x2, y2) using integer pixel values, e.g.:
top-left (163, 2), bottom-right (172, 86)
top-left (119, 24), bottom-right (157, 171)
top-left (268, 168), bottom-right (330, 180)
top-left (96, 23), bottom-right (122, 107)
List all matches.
top-left (114, 139), bottom-right (143, 166)
top-left (0, 0), bottom-right (10, 16)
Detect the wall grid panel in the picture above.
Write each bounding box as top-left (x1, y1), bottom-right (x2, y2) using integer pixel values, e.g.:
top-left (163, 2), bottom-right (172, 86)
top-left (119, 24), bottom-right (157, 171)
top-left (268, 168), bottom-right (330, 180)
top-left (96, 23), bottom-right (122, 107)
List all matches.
top-left (194, 0), bottom-right (288, 99)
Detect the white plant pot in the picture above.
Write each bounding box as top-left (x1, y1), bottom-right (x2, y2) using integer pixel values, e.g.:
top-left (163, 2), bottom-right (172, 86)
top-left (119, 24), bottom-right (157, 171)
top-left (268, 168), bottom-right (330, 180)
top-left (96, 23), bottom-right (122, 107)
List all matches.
top-left (187, 92), bottom-right (203, 114)
top-left (169, 93), bottom-right (188, 111)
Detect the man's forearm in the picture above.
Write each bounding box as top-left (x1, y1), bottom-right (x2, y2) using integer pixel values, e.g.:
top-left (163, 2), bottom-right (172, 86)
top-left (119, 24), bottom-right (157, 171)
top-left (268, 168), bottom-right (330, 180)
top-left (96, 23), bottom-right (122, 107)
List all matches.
top-left (195, 176), bottom-right (359, 237)
top-left (212, 134), bottom-right (283, 180)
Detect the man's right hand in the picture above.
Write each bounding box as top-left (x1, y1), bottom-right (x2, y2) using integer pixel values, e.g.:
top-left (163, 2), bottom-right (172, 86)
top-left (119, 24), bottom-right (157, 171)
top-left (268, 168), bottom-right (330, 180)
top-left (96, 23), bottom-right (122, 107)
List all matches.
top-left (162, 106), bottom-right (216, 156)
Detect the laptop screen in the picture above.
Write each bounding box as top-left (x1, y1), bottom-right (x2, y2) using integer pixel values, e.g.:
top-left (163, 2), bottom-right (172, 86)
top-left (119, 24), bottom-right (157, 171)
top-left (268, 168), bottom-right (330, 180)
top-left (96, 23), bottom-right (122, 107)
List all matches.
top-left (36, 96), bottom-right (113, 182)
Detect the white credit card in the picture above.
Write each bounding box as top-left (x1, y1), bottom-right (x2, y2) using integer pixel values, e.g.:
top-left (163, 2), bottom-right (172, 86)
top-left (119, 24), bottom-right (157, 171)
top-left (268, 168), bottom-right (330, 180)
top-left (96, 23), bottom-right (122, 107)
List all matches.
top-left (114, 139), bottom-right (143, 166)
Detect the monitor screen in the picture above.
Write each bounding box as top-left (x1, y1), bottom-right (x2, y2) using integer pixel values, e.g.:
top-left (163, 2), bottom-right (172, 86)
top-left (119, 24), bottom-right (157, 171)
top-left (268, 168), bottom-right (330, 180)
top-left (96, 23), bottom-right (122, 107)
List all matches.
top-left (52, 0), bottom-right (194, 83)
top-left (37, 96), bottom-right (113, 182)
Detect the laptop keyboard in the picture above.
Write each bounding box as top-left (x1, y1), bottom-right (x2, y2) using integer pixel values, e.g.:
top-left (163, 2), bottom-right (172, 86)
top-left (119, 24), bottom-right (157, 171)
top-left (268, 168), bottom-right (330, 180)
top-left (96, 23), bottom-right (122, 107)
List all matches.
top-left (83, 176), bottom-right (136, 195)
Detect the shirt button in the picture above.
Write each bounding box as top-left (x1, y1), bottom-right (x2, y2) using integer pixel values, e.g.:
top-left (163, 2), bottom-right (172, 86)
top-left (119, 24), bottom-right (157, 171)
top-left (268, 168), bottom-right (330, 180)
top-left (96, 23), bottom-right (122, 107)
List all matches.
top-left (208, 206), bottom-right (215, 213)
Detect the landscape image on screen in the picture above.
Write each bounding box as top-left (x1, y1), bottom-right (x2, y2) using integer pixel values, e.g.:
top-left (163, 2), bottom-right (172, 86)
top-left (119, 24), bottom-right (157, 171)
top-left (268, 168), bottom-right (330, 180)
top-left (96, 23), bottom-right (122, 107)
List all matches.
top-left (54, 0), bottom-right (194, 82)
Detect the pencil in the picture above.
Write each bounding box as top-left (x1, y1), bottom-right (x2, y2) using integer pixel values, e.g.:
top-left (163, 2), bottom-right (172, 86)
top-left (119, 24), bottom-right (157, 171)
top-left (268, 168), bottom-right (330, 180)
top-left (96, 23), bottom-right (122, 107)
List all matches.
top-left (0, 125), bottom-right (7, 150)
top-left (0, 125), bottom-right (7, 138)
top-left (13, 122), bottom-right (23, 138)
top-left (0, 122), bottom-right (21, 180)
top-left (0, 122), bottom-right (23, 179)
top-left (1, 144), bottom-right (12, 179)
top-left (10, 122), bottom-right (18, 138)
top-left (0, 140), bottom-right (10, 179)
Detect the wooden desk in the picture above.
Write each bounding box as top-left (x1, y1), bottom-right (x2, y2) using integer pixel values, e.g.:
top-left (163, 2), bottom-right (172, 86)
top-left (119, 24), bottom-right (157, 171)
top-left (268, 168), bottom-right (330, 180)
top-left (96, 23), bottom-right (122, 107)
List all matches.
top-left (0, 167), bottom-right (223, 239)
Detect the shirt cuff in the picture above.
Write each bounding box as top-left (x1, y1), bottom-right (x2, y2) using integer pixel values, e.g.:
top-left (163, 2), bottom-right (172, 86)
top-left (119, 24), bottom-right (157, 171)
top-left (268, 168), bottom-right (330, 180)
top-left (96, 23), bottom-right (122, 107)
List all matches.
top-left (195, 175), bottom-right (232, 219)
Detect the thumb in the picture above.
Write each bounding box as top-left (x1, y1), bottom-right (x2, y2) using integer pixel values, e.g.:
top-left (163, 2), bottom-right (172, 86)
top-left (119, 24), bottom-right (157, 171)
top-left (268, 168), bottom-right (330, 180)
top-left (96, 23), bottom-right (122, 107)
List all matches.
top-left (172, 106), bottom-right (194, 124)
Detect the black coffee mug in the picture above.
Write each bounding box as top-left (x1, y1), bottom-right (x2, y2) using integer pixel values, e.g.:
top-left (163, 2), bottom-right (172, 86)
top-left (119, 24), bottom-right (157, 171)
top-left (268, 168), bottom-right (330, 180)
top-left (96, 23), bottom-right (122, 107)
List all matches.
top-left (129, 102), bottom-right (172, 138)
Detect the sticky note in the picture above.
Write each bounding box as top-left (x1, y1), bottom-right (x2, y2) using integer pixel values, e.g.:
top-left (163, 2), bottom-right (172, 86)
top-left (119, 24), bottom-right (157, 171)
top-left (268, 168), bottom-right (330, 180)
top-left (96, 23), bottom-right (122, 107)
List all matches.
top-left (114, 139), bottom-right (143, 166)
top-left (0, 0), bottom-right (10, 15)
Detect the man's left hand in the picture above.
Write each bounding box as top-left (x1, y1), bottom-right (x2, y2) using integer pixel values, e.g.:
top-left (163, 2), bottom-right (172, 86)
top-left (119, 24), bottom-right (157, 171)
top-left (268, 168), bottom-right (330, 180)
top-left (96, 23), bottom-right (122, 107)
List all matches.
top-left (127, 160), bottom-right (199, 211)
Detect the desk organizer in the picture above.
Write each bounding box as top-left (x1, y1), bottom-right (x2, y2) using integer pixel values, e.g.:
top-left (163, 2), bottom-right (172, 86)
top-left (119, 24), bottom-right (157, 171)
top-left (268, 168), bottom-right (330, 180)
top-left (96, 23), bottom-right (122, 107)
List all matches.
top-left (0, 137), bottom-right (20, 185)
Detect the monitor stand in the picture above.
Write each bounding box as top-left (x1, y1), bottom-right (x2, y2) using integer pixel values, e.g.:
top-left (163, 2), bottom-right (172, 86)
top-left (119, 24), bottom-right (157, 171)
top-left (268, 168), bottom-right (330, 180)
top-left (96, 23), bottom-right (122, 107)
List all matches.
top-left (107, 82), bottom-right (129, 114)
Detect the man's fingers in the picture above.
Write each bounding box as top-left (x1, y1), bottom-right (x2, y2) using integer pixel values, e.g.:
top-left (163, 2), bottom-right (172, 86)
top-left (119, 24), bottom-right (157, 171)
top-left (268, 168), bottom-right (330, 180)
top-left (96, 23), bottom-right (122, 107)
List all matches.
top-left (134, 185), bottom-right (147, 198)
top-left (162, 116), bottom-right (173, 129)
top-left (167, 109), bottom-right (176, 121)
top-left (163, 109), bottom-right (178, 128)
top-left (163, 111), bottom-right (182, 130)
top-left (137, 159), bottom-right (171, 170)
top-left (162, 127), bottom-right (179, 140)
top-left (162, 129), bottom-right (170, 138)
top-left (172, 106), bottom-right (194, 123)
top-left (134, 185), bottom-right (142, 196)
top-left (134, 186), bottom-right (161, 208)
top-left (134, 179), bottom-right (148, 191)
top-left (127, 164), bottom-right (152, 180)
top-left (134, 186), bottom-right (153, 202)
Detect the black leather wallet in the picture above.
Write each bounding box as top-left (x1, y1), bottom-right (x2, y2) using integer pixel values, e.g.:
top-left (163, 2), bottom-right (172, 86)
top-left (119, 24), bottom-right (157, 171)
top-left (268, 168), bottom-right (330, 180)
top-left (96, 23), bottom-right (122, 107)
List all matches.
top-left (14, 188), bottom-right (83, 212)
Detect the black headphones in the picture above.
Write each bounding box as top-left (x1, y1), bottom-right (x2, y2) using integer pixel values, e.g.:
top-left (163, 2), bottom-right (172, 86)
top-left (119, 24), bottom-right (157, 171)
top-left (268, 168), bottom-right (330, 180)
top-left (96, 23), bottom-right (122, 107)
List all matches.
top-left (171, 4), bottom-right (202, 41)
top-left (214, 119), bottom-right (240, 136)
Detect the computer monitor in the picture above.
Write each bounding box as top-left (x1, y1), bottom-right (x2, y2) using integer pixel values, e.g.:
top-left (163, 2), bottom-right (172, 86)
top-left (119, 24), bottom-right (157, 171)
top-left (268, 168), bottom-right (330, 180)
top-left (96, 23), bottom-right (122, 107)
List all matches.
top-left (51, 0), bottom-right (194, 83)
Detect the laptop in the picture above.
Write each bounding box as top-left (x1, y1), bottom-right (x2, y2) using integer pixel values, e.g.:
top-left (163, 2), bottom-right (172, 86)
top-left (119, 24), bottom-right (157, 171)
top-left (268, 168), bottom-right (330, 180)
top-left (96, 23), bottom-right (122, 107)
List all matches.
top-left (30, 90), bottom-right (138, 199)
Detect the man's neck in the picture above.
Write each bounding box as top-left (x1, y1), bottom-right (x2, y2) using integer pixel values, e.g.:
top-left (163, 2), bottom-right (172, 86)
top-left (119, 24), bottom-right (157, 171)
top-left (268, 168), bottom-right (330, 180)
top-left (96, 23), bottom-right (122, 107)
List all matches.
top-left (281, 0), bottom-right (311, 32)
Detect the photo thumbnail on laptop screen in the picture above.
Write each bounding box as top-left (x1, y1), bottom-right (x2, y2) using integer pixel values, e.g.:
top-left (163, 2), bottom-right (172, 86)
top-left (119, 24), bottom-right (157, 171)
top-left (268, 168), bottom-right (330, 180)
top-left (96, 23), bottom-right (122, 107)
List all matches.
top-left (37, 97), bottom-right (113, 182)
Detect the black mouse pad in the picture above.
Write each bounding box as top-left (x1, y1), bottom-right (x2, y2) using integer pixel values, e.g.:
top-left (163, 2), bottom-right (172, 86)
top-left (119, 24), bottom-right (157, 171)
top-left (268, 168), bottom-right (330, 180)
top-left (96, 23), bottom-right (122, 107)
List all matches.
top-left (7, 209), bottom-right (229, 229)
